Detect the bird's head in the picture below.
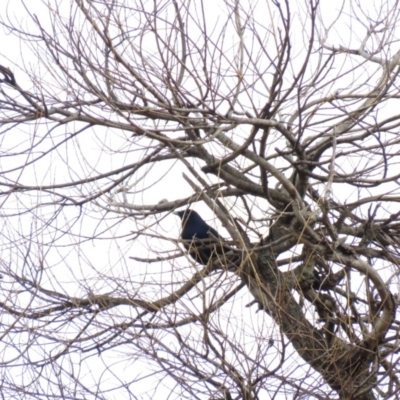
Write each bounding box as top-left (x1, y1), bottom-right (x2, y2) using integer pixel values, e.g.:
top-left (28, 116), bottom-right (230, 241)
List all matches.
top-left (173, 209), bottom-right (197, 222)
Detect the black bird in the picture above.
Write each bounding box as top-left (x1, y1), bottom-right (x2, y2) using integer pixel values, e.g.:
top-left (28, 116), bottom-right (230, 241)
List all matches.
top-left (174, 209), bottom-right (230, 267)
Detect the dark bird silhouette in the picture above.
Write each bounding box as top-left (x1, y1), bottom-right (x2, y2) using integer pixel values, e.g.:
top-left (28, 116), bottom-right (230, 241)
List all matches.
top-left (174, 209), bottom-right (230, 267)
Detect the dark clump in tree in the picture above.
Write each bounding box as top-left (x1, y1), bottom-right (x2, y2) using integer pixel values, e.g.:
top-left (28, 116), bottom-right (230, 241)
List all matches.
top-left (0, 1), bottom-right (399, 399)
top-left (174, 209), bottom-right (232, 268)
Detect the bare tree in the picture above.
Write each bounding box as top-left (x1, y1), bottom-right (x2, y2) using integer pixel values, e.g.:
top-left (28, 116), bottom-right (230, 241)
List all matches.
top-left (0, 0), bottom-right (399, 399)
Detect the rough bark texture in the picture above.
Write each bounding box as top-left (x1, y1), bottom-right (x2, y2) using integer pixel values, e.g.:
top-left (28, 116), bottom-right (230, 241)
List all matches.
top-left (0, 1), bottom-right (399, 399)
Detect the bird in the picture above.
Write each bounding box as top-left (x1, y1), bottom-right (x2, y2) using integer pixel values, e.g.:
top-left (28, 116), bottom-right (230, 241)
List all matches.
top-left (174, 209), bottom-right (230, 267)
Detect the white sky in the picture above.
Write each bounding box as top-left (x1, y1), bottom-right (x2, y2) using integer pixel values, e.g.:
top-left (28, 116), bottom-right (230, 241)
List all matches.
top-left (0, 0), bottom-right (399, 398)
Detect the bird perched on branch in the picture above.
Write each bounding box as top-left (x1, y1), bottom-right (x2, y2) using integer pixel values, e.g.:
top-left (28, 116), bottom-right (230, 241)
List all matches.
top-left (174, 209), bottom-right (230, 267)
